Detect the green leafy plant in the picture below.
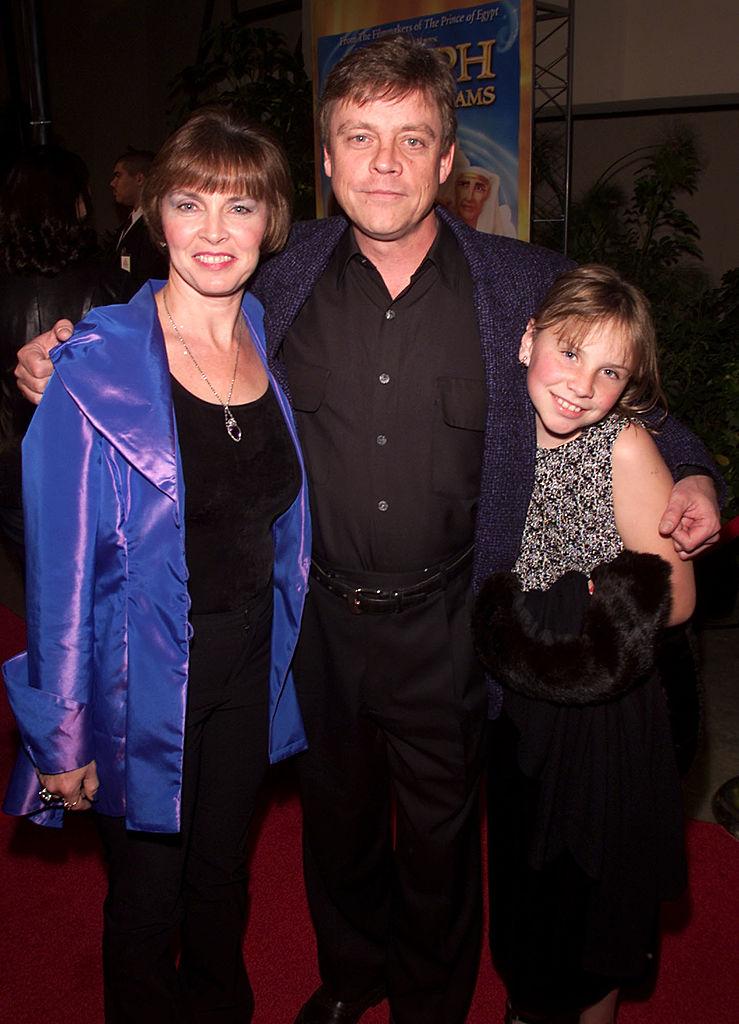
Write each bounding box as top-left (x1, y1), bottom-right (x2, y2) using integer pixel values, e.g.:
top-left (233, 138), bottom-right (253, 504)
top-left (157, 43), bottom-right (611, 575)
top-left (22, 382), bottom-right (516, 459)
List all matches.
top-left (655, 267), bottom-right (739, 514)
top-left (168, 20), bottom-right (315, 220)
top-left (567, 129), bottom-right (703, 277)
top-left (548, 127), bottom-right (738, 515)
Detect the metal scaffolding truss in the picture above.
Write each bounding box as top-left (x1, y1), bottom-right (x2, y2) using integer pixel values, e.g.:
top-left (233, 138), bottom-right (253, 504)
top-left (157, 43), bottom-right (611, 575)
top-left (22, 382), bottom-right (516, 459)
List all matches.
top-left (531, 1), bottom-right (574, 253)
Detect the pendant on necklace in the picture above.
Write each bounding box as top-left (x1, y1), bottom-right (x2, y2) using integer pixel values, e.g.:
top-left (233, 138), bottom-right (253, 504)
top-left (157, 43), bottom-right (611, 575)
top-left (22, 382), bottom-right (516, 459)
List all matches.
top-left (224, 408), bottom-right (242, 443)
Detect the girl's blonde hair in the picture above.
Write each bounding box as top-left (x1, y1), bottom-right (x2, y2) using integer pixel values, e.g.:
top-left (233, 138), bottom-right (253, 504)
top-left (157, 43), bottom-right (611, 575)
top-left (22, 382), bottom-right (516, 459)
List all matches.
top-left (532, 264), bottom-right (666, 418)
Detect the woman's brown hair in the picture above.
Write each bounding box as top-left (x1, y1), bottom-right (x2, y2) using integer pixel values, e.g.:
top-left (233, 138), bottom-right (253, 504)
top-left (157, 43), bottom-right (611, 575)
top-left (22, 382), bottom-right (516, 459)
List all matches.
top-left (142, 106), bottom-right (292, 254)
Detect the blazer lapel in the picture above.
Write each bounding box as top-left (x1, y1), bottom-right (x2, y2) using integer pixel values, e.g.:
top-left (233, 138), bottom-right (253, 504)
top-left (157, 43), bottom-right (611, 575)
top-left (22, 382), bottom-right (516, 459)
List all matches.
top-left (50, 281), bottom-right (178, 502)
top-left (258, 217), bottom-right (349, 365)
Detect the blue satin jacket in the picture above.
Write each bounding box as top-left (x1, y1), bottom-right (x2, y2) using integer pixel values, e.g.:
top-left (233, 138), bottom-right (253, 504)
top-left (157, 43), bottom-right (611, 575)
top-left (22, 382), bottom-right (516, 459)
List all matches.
top-left (2, 283), bottom-right (310, 831)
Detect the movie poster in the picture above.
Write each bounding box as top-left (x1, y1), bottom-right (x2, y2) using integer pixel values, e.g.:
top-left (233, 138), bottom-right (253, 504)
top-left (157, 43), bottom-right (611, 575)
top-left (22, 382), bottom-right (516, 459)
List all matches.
top-left (310, 0), bottom-right (533, 239)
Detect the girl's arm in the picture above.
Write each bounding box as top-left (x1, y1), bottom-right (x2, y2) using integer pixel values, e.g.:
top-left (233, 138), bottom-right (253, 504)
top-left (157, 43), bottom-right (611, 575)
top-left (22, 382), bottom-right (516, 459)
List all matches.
top-left (613, 423), bottom-right (696, 625)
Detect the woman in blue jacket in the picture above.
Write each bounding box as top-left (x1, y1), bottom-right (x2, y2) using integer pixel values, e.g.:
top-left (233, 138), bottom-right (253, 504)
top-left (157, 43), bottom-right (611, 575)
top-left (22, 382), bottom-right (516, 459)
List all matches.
top-left (3, 107), bottom-right (310, 1023)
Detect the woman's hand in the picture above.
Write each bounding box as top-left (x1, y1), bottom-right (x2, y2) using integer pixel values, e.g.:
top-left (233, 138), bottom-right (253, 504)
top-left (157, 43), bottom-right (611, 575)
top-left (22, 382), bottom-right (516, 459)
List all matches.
top-left (38, 760), bottom-right (99, 812)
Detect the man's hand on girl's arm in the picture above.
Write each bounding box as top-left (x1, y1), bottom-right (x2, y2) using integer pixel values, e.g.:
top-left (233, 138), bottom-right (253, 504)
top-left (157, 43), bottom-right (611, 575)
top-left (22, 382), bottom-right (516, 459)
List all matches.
top-left (659, 474), bottom-right (721, 558)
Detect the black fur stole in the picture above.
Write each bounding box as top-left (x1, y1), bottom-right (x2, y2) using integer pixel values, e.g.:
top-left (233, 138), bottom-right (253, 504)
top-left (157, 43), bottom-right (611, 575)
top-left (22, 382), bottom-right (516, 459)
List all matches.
top-left (472, 549), bottom-right (672, 705)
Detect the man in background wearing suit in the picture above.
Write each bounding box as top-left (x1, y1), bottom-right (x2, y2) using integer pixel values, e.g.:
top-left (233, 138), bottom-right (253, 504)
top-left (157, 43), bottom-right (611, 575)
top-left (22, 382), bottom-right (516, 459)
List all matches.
top-left (110, 148), bottom-right (168, 297)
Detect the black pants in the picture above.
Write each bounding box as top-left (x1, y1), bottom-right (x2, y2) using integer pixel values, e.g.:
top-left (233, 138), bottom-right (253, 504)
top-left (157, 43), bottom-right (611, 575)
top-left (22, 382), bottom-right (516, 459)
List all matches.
top-left (96, 588), bottom-right (272, 1024)
top-left (294, 569), bottom-right (486, 1024)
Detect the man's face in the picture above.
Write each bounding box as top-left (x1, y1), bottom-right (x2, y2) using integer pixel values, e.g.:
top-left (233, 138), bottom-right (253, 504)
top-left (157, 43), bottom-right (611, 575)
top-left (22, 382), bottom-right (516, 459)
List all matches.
top-left (455, 172), bottom-right (491, 227)
top-left (323, 90), bottom-right (454, 246)
top-left (110, 162), bottom-right (143, 208)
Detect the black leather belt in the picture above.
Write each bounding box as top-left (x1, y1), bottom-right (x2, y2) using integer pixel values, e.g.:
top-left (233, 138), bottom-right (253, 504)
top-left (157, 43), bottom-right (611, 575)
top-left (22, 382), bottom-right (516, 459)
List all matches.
top-left (310, 546), bottom-right (474, 614)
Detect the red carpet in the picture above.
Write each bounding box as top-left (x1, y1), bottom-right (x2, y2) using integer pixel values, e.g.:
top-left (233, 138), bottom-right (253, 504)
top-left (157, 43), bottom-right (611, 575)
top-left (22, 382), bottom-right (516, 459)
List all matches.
top-left (1, 604), bottom-right (737, 1023)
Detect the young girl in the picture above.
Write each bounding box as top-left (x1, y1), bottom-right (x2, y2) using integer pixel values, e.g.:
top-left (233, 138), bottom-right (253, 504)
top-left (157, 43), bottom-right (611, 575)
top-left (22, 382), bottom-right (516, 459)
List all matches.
top-left (474, 265), bottom-right (695, 1024)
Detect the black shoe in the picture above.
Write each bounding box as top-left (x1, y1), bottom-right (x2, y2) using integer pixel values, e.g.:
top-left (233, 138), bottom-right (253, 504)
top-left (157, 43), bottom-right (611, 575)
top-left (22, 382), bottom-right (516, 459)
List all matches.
top-left (505, 1002), bottom-right (550, 1024)
top-left (504, 1001), bottom-right (574, 1024)
top-left (294, 984), bottom-right (385, 1024)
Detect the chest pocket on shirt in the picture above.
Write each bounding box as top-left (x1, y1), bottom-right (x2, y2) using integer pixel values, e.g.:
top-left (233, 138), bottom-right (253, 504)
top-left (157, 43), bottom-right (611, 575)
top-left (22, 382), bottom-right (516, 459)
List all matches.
top-left (288, 362), bottom-right (331, 486)
top-left (432, 377), bottom-right (487, 499)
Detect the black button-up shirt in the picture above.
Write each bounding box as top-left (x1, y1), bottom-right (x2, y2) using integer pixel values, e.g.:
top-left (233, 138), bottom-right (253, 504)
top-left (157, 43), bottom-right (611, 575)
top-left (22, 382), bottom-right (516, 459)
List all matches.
top-left (282, 219), bottom-right (485, 573)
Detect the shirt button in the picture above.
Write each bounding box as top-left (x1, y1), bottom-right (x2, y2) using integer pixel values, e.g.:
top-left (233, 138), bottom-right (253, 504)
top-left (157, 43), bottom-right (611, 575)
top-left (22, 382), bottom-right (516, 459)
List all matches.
top-left (376, 434), bottom-right (387, 446)
top-left (377, 500), bottom-right (389, 512)
top-left (379, 373), bottom-right (390, 385)
top-left (385, 309), bottom-right (396, 320)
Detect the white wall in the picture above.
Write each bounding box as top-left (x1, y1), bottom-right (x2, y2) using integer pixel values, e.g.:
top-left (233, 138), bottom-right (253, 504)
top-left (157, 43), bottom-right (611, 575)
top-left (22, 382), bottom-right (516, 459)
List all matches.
top-left (574, 0), bottom-right (739, 105)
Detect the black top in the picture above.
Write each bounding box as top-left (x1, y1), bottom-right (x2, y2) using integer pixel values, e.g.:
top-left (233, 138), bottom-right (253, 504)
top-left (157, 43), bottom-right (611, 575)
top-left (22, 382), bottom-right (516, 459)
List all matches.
top-left (171, 376), bottom-right (301, 614)
top-left (282, 220), bottom-right (485, 573)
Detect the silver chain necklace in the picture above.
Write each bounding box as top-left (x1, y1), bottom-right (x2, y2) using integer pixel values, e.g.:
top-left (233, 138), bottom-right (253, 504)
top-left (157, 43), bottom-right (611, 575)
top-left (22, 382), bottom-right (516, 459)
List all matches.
top-left (162, 291), bottom-right (242, 442)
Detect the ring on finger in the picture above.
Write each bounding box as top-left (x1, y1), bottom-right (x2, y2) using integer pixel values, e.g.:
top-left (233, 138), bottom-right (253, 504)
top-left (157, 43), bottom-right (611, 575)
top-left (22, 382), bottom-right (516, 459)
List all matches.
top-left (38, 787), bottom-right (62, 805)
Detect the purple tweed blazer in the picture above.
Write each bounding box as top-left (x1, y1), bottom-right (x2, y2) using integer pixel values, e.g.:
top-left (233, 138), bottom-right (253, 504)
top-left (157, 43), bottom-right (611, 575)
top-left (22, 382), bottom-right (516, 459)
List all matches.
top-left (252, 206), bottom-right (718, 712)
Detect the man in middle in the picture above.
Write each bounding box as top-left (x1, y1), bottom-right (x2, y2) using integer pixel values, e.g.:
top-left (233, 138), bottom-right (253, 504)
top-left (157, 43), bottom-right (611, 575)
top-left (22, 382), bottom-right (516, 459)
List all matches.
top-left (256, 45), bottom-right (498, 1024)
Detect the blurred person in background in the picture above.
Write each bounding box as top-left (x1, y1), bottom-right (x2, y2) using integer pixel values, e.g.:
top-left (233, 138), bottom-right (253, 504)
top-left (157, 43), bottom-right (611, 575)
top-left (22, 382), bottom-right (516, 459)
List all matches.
top-left (0, 145), bottom-right (124, 564)
top-left (110, 147), bottom-right (169, 296)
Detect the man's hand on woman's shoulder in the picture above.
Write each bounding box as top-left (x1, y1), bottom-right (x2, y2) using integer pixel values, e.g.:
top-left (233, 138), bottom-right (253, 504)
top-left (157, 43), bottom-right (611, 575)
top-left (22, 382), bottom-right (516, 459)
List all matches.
top-left (15, 318), bottom-right (73, 403)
